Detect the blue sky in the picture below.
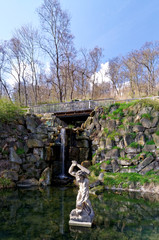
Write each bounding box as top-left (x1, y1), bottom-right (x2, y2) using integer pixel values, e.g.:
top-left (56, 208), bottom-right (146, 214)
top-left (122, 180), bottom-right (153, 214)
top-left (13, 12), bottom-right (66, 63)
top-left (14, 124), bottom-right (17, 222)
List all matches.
top-left (0, 0), bottom-right (159, 63)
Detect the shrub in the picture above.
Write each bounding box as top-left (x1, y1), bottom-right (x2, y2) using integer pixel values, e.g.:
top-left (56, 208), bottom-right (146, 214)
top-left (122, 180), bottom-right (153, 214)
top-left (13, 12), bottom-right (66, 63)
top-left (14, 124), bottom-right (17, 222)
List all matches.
top-left (0, 98), bottom-right (24, 122)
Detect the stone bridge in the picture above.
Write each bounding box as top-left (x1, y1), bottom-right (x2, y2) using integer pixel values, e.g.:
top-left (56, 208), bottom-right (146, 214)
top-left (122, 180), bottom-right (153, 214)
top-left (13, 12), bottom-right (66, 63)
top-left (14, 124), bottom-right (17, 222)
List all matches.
top-left (29, 96), bottom-right (159, 123)
top-left (29, 99), bottom-right (114, 117)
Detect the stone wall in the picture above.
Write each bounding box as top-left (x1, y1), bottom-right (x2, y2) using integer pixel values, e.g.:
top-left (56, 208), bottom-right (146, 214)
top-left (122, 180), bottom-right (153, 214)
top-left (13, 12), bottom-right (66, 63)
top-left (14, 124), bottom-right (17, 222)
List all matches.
top-left (0, 113), bottom-right (91, 188)
top-left (83, 102), bottom-right (159, 175)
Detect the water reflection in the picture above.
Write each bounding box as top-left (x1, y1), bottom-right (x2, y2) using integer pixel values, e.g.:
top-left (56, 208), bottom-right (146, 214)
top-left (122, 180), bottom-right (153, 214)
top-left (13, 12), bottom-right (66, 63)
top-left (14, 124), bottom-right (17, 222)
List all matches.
top-left (0, 187), bottom-right (159, 239)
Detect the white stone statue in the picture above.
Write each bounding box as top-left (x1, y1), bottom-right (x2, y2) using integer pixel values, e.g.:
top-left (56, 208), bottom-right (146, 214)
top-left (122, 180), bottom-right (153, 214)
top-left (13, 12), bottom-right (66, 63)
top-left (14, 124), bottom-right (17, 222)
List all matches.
top-left (68, 161), bottom-right (94, 227)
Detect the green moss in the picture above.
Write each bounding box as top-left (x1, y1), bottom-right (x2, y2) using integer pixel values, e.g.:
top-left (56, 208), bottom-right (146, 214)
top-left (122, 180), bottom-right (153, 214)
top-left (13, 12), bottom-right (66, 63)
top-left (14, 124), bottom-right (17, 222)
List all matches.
top-left (155, 130), bottom-right (159, 136)
top-left (103, 172), bottom-right (151, 187)
top-left (119, 124), bottom-right (124, 129)
top-left (89, 162), bottom-right (102, 176)
top-left (107, 131), bottom-right (120, 140)
top-left (16, 148), bottom-right (25, 155)
top-left (146, 140), bottom-right (155, 145)
top-left (141, 113), bottom-right (152, 120)
top-left (105, 160), bottom-right (111, 165)
top-left (119, 157), bottom-right (130, 161)
top-left (104, 128), bottom-right (109, 134)
top-left (101, 114), bottom-right (106, 120)
top-left (128, 142), bottom-right (140, 148)
top-left (129, 132), bottom-right (137, 139)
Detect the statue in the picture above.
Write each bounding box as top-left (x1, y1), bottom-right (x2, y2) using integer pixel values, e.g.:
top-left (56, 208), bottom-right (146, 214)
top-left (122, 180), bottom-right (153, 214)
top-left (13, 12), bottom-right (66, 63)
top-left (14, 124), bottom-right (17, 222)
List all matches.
top-left (68, 161), bottom-right (94, 227)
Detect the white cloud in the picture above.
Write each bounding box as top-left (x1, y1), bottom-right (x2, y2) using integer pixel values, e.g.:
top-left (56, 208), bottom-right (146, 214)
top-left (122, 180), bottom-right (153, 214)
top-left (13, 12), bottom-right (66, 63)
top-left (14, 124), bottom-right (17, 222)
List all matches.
top-left (91, 62), bottom-right (110, 85)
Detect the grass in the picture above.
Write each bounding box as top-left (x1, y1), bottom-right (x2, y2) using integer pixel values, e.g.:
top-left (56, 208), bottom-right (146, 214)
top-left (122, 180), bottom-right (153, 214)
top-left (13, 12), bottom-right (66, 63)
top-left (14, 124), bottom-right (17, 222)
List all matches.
top-left (103, 172), bottom-right (156, 188)
top-left (0, 98), bottom-right (24, 122)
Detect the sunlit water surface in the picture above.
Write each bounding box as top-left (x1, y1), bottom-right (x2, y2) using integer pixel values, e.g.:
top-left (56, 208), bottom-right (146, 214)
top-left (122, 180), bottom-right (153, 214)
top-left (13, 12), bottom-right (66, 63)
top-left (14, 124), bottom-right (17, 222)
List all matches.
top-left (0, 187), bottom-right (159, 240)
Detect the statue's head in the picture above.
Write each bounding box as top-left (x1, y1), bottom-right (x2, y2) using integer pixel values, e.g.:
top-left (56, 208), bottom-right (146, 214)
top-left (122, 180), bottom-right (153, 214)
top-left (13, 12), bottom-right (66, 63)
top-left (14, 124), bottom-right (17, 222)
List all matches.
top-left (76, 170), bottom-right (87, 183)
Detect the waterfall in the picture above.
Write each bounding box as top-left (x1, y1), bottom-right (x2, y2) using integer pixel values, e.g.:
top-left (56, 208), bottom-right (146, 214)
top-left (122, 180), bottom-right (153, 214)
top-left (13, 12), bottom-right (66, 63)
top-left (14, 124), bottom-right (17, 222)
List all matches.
top-left (59, 128), bottom-right (67, 179)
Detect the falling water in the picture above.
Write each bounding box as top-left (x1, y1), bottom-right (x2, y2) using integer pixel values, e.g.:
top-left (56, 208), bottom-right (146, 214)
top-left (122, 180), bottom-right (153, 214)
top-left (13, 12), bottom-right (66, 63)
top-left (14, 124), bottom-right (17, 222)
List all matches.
top-left (59, 128), bottom-right (67, 179)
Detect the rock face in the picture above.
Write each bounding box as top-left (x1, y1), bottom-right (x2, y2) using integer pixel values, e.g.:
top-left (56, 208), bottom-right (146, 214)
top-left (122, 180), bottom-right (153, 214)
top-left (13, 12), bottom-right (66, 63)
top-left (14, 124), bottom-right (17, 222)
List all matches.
top-left (0, 113), bottom-right (91, 188)
top-left (83, 101), bottom-right (159, 176)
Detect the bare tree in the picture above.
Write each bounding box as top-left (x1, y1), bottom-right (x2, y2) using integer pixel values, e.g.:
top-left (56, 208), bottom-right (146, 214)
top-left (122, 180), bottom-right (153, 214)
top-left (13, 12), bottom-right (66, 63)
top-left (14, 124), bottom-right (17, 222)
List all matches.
top-left (89, 47), bottom-right (103, 99)
top-left (37, 0), bottom-right (74, 102)
top-left (0, 42), bottom-right (12, 100)
top-left (14, 24), bottom-right (41, 105)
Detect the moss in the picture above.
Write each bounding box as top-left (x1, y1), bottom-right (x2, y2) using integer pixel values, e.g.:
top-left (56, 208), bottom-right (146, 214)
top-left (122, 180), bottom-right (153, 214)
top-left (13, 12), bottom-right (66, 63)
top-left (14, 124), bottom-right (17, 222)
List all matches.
top-left (155, 130), bottom-right (159, 136)
top-left (128, 142), bottom-right (140, 148)
top-left (104, 128), bottom-right (109, 134)
top-left (101, 114), bottom-right (106, 120)
top-left (146, 140), bottom-right (155, 145)
top-left (107, 131), bottom-right (120, 140)
top-left (16, 148), bottom-right (25, 155)
top-left (141, 113), bottom-right (152, 120)
top-left (0, 177), bottom-right (12, 188)
top-left (119, 157), bottom-right (130, 161)
top-left (89, 162), bottom-right (102, 176)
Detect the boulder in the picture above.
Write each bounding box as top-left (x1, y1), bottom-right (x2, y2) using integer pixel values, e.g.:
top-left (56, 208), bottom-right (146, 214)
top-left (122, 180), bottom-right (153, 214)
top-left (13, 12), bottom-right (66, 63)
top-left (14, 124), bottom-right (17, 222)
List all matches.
top-left (135, 133), bottom-right (146, 146)
top-left (143, 144), bottom-right (156, 153)
top-left (39, 167), bottom-right (52, 186)
top-left (17, 178), bottom-right (39, 187)
top-left (101, 162), bottom-right (113, 172)
top-left (105, 149), bottom-right (119, 159)
top-left (98, 172), bottom-right (104, 181)
top-left (76, 140), bottom-right (89, 148)
top-left (137, 155), bottom-right (154, 172)
top-left (107, 120), bottom-right (116, 131)
top-left (123, 134), bottom-right (133, 147)
top-left (140, 162), bottom-right (155, 175)
top-left (26, 115), bottom-right (37, 133)
top-left (27, 139), bottom-right (44, 148)
top-left (141, 118), bottom-right (152, 128)
top-left (1, 170), bottom-right (18, 181)
top-left (151, 117), bottom-right (159, 128)
top-left (9, 147), bottom-right (22, 164)
top-left (133, 125), bottom-right (145, 132)
top-left (152, 133), bottom-right (159, 148)
top-left (111, 159), bottom-right (120, 173)
top-left (117, 159), bottom-right (132, 166)
top-left (106, 138), bottom-right (114, 150)
top-left (125, 147), bottom-right (140, 154)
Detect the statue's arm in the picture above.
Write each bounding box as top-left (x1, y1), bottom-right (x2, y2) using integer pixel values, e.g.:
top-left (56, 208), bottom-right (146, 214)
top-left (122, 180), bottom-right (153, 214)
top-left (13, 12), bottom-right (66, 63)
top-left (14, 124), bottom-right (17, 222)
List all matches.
top-left (68, 161), bottom-right (77, 177)
top-left (76, 163), bottom-right (90, 175)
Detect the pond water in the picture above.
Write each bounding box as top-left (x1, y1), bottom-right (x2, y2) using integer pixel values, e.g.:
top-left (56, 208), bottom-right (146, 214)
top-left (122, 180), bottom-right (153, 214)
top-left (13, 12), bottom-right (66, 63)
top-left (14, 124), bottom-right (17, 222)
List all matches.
top-left (0, 187), bottom-right (159, 240)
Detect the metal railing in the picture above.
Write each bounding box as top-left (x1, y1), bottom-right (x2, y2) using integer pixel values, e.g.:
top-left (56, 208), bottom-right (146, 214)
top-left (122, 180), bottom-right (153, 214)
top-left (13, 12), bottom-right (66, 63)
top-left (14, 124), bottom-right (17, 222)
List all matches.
top-left (29, 96), bottom-right (159, 114)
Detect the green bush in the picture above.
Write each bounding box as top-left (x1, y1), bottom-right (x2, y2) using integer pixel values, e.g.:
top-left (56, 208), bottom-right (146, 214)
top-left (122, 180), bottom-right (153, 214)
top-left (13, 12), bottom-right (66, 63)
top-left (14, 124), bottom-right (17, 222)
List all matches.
top-left (0, 98), bottom-right (24, 122)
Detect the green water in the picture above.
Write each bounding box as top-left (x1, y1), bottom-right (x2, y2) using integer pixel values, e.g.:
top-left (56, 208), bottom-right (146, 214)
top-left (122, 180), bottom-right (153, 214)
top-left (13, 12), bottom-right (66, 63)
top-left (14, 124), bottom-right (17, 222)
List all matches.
top-left (0, 187), bottom-right (159, 240)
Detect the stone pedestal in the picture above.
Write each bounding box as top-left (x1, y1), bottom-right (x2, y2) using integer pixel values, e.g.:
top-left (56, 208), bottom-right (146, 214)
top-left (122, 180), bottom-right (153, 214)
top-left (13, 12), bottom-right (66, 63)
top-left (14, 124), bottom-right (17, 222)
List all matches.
top-left (69, 220), bottom-right (93, 227)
